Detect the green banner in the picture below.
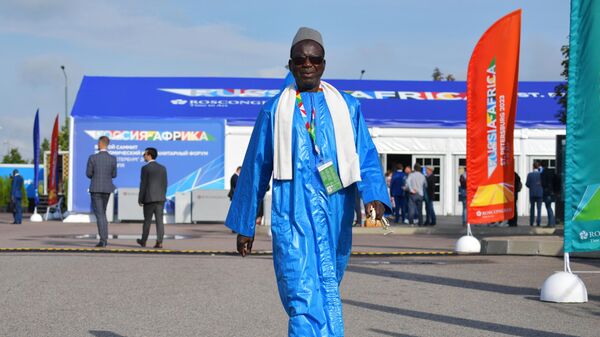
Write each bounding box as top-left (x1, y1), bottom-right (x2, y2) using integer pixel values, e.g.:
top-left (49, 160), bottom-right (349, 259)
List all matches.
top-left (565, 0), bottom-right (600, 252)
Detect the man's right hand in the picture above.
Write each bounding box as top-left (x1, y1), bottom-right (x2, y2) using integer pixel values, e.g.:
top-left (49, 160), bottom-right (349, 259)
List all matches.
top-left (236, 234), bottom-right (254, 257)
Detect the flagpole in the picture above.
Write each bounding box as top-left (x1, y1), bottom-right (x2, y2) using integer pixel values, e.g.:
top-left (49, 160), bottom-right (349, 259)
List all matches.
top-left (61, 65), bottom-right (68, 126)
top-left (30, 109), bottom-right (43, 222)
top-left (456, 10), bottom-right (522, 253)
top-left (539, 0), bottom-right (593, 304)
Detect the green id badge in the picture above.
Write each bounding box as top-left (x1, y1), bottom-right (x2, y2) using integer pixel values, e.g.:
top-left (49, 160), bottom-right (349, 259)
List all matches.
top-left (318, 161), bottom-right (343, 195)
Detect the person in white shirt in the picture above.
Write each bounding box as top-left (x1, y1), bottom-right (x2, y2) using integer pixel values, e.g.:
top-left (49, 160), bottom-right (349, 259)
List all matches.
top-left (405, 163), bottom-right (427, 226)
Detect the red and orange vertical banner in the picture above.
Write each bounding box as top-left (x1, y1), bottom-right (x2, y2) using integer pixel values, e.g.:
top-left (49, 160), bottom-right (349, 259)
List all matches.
top-left (466, 10), bottom-right (521, 224)
top-left (48, 115), bottom-right (59, 205)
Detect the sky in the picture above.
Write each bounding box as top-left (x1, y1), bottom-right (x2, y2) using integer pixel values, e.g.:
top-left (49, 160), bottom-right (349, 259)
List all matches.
top-left (0, 0), bottom-right (570, 161)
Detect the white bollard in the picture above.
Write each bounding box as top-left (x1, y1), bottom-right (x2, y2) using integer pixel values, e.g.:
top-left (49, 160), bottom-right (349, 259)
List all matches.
top-left (30, 207), bottom-right (43, 222)
top-left (455, 223), bottom-right (481, 253)
top-left (540, 253), bottom-right (588, 303)
top-left (540, 272), bottom-right (588, 303)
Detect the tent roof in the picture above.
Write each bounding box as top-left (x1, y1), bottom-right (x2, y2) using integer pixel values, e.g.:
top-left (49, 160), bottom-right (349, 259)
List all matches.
top-left (71, 76), bottom-right (564, 129)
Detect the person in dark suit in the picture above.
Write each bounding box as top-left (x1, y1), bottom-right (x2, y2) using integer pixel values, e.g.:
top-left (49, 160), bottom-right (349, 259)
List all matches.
top-left (227, 166), bottom-right (241, 201)
top-left (540, 164), bottom-right (556, 227)
top-left (389, 163), bottom-right (406, 224)
top-left (526, 161), bottom-right (543, 227)
top-left (424, 166), bottom-right (437, 226)
top-left (459, 169), bottom-right (467, 226)
top-left (508, 171), bottom-right (522, 227)
top-left (86, 136), bottom-right (117, 247)
top-left (10, 169), bottom-right (24, 224)
top-left (137, 147), bottom-right (167, 249)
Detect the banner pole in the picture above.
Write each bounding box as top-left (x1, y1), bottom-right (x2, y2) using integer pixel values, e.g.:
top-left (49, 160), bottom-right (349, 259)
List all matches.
top-left (564, 252), bottom-right (571, 273)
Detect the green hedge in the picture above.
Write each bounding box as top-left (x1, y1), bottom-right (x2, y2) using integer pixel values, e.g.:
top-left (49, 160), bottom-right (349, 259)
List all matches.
top-left (0, 175), bottom-right (29, 211)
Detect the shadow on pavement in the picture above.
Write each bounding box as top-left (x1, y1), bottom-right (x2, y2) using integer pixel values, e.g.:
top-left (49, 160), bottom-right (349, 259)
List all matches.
top-left (89, 331), bottom-right (126, 337)
top-left (354, 244), bottom-right (451, 251)
top-left (344, 299), bottom-right (578, 337)
top-left (347, 265), bottom-right (600, 302)
top-left (39, 240), bottom-right (141, 248)
top-left (369, 328), bottom-right (417, 337)
top-left (347, 265), bottom-right (537, 296)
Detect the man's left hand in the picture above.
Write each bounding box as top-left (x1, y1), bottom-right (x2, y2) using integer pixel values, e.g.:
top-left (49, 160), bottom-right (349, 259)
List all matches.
top-left (365, 200), bottom-right (385, 220)
top-left (236, 234), bottom-right (254, 257)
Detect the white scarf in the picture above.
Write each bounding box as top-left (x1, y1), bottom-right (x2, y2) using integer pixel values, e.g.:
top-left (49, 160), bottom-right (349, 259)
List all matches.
top-left (273, 80), bottom-right (361, 187)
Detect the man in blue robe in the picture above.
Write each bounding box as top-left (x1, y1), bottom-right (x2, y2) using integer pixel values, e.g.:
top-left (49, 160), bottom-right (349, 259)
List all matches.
top-left (225, 27), bottom-right (391, 337)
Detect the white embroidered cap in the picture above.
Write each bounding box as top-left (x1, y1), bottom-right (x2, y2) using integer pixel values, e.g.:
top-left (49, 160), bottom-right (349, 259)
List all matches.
top-left (291, 27), bottom-right (324, 51)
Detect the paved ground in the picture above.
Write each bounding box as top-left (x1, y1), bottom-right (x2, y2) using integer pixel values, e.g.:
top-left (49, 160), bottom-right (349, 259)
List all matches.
top-left (0, 212), bottom-right (557, 254)
top-left (1, 212), bottom-right (599, 336)
top-left (0, 253), bottom-right (598, 337)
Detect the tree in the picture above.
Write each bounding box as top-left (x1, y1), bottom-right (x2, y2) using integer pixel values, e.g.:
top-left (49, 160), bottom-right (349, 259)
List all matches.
top-left (59, 123), bottom-right (69, 152)
top-left (554, 44), bottom-right (568, 124)
top-left (432, 67), bottom-right (444, 81)
top-left (2, 148), bottom-right (27, 164)
top-left (432, 67), bottom-right (455, 81)
top-left (40, 138), bottom-right (50, 162)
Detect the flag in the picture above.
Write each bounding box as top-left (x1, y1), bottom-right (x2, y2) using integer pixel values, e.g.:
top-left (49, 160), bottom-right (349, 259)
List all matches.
top-left (466, 10), bottom-right (521, 224)
top-left (565, 0), bottom-right (600, 252)
top-left (33, 109), bottom-right (40, 206)
top-left (48, 115), bottom-right (59, 205)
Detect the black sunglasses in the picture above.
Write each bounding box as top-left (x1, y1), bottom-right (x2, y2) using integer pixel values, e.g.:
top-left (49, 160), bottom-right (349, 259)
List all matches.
top-left (290, 55), bottom-right (324, 66)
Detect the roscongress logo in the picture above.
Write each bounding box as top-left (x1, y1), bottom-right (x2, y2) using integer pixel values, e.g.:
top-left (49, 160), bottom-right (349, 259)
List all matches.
top-left (84, 130), bottom-right (215, 141)
top-left (579, 230), bottom-right (600, 241)
top-left (171, 99), bottom-right (187, 105)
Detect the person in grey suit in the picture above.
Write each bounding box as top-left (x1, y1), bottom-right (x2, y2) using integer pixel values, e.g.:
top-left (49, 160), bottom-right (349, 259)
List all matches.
top-left (526, 161), bottom-right (543, 227)
top-left (86, 136), bottom-right (117, 247)
top-left (137, 147), bottom-right (167, 249)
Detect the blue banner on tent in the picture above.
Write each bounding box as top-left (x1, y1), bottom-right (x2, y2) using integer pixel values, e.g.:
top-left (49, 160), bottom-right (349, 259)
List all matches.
top-left (71, 118), bottom-right (225, 213)
top-left (71, 76), bottom-right (564, 129)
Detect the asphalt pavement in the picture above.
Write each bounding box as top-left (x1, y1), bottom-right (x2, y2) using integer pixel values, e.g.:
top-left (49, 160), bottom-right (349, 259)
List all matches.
top-left (1, 212), bottom-right (598, 336)
top-left (0, 253), bottom-right (598, 337)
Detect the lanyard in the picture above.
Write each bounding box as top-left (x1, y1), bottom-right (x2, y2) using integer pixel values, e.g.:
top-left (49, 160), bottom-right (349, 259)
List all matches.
top-left (295, 89), bottom-right (323, 157)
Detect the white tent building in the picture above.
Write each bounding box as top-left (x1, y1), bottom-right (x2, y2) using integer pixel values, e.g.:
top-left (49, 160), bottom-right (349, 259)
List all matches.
top-left (68, 76), bottom-right (564, 221)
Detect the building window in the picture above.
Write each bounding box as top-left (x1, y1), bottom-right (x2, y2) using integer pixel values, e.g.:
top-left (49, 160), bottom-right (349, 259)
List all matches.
top-left (532, 158), bottom-right (556, 171)
top-left (415, 157), bottom-right (441, 202)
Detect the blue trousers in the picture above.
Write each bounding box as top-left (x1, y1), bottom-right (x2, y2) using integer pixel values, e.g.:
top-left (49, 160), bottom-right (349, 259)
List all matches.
top-left (425, 196), bottom-right (436, 225)
top-left (461, 200), bottom-right (466, 225)
top-left (393, 196), bottom-right (406, 223)
top-left (408, 194), bottom-right (423, 226)
top-left (13, 197), bottom-right (22, 224)
top-left (529, 196), bottom-right (543, 226)
top-left (543, 195), bottom-right (555, 226)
